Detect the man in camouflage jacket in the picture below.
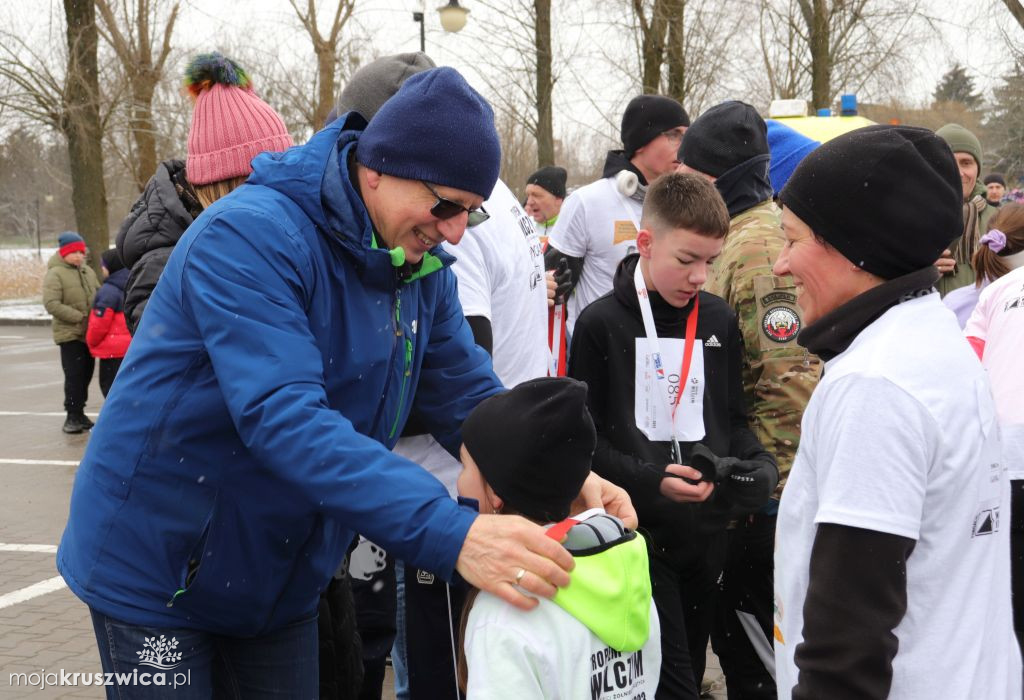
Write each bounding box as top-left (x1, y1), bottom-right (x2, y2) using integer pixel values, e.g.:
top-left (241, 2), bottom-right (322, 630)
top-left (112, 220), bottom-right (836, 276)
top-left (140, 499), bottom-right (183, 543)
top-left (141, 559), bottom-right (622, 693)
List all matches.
top-left (679, 101), bottom-right (820, 699)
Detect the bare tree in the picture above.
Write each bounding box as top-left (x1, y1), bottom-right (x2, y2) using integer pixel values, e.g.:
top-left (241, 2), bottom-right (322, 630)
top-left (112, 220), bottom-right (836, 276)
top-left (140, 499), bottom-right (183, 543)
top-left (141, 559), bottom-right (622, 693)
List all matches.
top-left (632, 0), bottom-right (672, 94)
top-left (1001, 0), bottom-right (1024, 30)
top-left (95, 0), bottom-right (179, 192)
top-left (287, 0), bottom-right (356, 132)
top-left (64, 0), bottom-right (110, 273)
top-left (601, 0), bottom-right (746, 113)
top-left (758, 0), bottom-right (928, 111)
top-left (535, 0), bottom-right (554, 166)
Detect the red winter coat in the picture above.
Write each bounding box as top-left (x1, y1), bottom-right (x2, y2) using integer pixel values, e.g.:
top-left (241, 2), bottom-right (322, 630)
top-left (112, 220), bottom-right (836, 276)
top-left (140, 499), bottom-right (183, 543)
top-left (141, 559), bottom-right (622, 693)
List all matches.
top-left (86, 269), bottom-right (132, 359)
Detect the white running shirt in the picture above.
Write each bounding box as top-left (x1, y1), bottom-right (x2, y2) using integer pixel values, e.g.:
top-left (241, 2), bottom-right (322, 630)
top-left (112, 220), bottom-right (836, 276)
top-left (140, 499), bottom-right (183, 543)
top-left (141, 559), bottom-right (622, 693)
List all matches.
top-left (774, 293), bottom-right (1021, 699)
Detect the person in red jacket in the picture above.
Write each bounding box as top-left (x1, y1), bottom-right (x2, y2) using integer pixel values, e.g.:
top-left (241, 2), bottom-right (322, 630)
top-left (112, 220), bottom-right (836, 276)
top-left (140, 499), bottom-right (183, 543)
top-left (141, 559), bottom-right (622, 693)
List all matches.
top-left (86, 249), bottom-right (132, 397)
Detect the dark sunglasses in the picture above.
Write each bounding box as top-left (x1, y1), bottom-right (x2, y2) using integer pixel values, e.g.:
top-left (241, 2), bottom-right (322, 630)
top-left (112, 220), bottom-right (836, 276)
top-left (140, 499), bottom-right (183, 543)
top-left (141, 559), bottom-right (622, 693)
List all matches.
top-left (422, 181), bottom-right (490, 227)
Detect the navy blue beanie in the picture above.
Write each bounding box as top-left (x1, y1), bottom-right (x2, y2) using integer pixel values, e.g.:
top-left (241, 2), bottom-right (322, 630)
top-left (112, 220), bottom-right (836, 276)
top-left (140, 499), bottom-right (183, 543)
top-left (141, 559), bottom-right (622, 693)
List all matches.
top-left (58, 231), bottom-right (84, 248)
top-left (355, 67), bottom-right (501, 200)
top-left (766, 120), bottom-right (819, 195)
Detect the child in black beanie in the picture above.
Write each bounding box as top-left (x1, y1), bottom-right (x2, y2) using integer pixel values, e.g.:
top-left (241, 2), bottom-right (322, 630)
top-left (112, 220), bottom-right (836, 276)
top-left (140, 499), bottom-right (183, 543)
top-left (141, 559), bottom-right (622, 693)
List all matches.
top-left (456, 377), bottom-right (662, 699)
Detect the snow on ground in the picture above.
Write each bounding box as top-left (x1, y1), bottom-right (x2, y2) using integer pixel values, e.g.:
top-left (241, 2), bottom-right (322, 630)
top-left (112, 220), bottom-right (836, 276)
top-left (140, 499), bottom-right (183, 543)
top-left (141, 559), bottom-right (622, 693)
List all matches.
top-left (0, 247), bottom-right (57, 261)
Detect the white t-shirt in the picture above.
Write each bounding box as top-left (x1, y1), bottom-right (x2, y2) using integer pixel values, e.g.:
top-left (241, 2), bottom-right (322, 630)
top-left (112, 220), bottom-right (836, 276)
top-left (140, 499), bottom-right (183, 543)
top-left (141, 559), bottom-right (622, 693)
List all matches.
top-left (394, 179), bottom-right (550, 494)
top-left (465, 594), bottom-right (661, 700)
top-left (965, 266), bottom-right (1024, 479)
top-left (774, 293), bottom-right (1021, 699)
top-left (548, 176), bottom-right (642, 333)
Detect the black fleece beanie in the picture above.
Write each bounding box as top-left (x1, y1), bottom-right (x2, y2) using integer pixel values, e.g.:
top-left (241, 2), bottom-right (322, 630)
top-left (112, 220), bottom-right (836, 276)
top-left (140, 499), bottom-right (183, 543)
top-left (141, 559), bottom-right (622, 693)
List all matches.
top-left (780, 125), bottom-right (962, 280)
top-left (680, 101), bottom-right (769, 177)
top-left (527, 166), bottom-right (568, 199)
top-left (621, 95), bottom-right (690, 158)
top-left (462, 377), bottom-right (596, 523)
top-left (101, 248), bottom-right (125, 274)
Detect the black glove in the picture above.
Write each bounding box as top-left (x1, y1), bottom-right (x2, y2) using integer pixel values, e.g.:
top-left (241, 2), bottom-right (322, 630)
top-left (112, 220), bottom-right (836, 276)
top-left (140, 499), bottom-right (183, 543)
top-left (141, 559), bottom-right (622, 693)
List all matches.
top-left (687, 442), bottom-right (737, 484)
top-left (682, 443), bottom-right (778, 511)
top-left (717, 458), bottom-right (779, 510)
top-left (553, 258), bottom-right (573, 305)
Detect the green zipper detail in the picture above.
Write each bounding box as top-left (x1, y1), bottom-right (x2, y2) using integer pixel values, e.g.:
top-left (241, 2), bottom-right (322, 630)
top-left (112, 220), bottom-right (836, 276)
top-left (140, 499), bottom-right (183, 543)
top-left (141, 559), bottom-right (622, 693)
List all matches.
top-left (389, 336), bottom-right (414, 440)
top-left (166, 588), bottom-right (186, 608)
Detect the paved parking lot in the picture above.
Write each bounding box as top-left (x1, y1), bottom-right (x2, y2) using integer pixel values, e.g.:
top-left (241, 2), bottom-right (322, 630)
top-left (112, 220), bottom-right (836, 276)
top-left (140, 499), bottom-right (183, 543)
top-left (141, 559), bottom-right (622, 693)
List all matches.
top-left (0, 326), bottom-right (105, 698)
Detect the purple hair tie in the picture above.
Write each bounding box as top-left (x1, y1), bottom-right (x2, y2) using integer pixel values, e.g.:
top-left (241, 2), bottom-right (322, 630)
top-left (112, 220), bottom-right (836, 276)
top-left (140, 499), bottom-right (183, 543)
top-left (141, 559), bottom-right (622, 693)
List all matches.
top-left (980, 229), bottom-right (1007, 253)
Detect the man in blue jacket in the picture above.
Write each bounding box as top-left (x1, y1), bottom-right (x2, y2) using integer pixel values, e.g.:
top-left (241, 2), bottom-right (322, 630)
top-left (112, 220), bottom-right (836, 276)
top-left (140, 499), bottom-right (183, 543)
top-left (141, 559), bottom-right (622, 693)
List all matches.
top-left (58, 68), bottom-right (630, 696)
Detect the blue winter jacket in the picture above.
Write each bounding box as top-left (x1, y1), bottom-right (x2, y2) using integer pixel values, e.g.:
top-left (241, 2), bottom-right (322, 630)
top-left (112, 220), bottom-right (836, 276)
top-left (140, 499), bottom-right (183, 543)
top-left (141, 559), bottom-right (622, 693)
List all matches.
top-left (58, 114), bottom-right (500, 635)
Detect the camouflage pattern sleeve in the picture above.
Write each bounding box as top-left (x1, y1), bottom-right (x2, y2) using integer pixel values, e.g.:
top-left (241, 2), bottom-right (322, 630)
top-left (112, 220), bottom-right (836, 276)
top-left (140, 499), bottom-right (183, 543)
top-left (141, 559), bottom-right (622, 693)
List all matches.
top-left (706, 201), bottom-right (822, 494)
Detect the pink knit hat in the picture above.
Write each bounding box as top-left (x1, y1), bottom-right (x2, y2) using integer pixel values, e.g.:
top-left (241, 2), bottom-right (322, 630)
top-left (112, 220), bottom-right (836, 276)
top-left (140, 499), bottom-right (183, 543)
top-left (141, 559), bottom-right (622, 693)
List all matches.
top-left (184, 53), bottom-right (293, 186)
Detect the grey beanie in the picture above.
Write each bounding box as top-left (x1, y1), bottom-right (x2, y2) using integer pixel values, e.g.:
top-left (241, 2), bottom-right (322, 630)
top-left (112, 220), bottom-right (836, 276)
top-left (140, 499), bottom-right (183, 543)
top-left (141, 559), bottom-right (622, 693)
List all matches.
top-left (335, 52), bottom-right (437, 122)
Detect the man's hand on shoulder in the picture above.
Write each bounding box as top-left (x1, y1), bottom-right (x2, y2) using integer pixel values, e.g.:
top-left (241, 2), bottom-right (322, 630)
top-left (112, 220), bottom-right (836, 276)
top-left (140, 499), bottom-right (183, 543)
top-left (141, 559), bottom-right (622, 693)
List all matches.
top-left (456, 515), bottom-right (573, 611)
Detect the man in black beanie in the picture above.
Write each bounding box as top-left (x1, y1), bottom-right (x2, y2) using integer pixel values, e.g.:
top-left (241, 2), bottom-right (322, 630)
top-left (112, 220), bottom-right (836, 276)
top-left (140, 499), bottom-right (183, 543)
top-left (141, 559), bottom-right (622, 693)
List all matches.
top-left (678, 100), bottom-right (821, 698)
top-left (544, 95), bottom-right (689, 332)
top-left (525, 165), bottom-right (567, 239)
top-left (771, 124), bottom-right (1021, 699)
top-left (985, 172), bottom-right (1006, 206)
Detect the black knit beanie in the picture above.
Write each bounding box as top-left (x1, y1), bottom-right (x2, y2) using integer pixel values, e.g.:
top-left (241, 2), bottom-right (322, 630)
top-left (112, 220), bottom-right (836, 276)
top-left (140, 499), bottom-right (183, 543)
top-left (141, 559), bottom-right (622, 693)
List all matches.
top-left (780, 125), bottom-right (962, 280)
top-left (984, 173), bottom-right (1006, 187)
top-left (101, 248), bottom-right (125, 274)
top-left (527, 166), bottom-right (567, 199)
top-left (680, 101), bottom-right (769, 178)
top-left (621, 95), bottom-right (690, 158)
top-left (462, 377), bottom-right (596, 523)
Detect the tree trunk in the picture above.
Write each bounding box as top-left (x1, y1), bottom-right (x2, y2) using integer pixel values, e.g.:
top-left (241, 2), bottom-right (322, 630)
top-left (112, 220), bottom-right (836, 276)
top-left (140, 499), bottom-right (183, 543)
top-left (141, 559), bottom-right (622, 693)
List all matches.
top-left (807, 0), bottom-right (831, 111)
top-left (130, 78), bottom-right (157, 191)
top-left (638, 0), bottom-right (671, 94)
top-left (1001, 0), bottom-right (1024, 30)
top-left (63, 0), bottom-right (108, 276)
top-left (313, 42), bottom-right (336, 130)
top-left (535, 0), bottom-right (554, 167)
top-left (665, 0), bottom-right (686, 104)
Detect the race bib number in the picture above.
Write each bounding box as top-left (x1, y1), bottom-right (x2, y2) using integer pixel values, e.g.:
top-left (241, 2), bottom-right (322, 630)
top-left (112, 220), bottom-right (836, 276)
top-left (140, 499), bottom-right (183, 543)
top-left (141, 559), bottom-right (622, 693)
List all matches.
top-left (634, 337), bottom-right (706, 442)
top-left (614, 220), bottom-right (638, 245)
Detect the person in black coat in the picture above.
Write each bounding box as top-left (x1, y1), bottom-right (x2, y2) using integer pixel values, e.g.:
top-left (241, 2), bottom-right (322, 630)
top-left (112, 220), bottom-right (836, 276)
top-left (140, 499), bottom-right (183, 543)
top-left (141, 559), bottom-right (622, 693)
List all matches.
top-left (116, 159), bottom-right (203, 334)
top-left (569, 173), bottom-right (778, 700)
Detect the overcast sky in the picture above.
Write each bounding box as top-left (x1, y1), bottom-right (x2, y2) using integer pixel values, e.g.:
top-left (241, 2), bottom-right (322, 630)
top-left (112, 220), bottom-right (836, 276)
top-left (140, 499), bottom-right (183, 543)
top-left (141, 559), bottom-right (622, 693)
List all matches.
top-left (2, 0), bottom-right (1020, 146)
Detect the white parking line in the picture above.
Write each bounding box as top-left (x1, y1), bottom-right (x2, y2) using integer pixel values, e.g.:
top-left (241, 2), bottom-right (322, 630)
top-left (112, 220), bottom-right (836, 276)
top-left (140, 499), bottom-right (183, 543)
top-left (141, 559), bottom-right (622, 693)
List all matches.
top-left (10, 381), bottom-right (64, 390)
top-left (0, 411), bottom-right (98, 417)
top-left (0, 544), bottom-right (58, 553)
top-left (0, 577), bottom-right (67, 610)
top-left (0, 459), bottom-right (79, 466)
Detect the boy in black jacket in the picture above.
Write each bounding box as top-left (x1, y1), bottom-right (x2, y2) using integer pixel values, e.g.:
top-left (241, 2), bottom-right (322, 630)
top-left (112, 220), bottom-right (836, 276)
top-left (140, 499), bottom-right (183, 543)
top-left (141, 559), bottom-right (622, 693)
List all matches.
top-left (568, 172), bottom-right (778, 700)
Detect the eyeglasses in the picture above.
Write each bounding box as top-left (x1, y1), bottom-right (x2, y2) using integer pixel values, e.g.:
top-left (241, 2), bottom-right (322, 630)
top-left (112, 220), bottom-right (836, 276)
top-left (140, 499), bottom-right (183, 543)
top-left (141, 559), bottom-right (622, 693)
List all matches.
top-left (422, 181), bottom-right (490, 227)
top-left (662, 128), bottom-right (686, 144)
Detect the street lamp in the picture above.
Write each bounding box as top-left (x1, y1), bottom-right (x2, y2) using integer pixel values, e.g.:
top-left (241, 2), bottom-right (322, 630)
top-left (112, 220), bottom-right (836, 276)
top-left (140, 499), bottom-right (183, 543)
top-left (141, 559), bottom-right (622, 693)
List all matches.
top-left (412, 1), bottom-right (470, 53)
top-left (438, 0), bottom-right (470, 33)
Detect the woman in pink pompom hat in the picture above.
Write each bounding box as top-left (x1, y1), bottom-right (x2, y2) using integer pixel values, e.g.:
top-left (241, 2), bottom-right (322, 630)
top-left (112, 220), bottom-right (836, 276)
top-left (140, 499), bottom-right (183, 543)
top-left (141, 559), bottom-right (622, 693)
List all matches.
top-left (114, 52), bottom-right (294, 333)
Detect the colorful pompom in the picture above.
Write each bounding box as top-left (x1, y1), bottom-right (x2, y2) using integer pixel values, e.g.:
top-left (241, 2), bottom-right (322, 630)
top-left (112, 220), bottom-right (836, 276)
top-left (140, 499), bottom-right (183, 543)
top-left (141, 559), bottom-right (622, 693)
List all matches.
top-left (184, 52), bottom-right (251, 99)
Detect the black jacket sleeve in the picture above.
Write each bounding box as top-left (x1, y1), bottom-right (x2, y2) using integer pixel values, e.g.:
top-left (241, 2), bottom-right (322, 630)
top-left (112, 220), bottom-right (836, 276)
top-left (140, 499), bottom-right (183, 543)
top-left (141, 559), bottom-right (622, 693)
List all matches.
top-left (568, 310), bottom-right (665, 512)
top-left (123, 246), bottom-right (173, 335)
top-left (793, 523), bottom-right (915, 700)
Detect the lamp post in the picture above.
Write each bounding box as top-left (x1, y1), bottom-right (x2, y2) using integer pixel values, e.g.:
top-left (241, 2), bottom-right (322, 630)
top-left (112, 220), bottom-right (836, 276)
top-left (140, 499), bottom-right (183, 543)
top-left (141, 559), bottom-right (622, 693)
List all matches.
top-left (412, 11), bottom-right (425, 52)
top-left (412, 1), bottom-right (470, 53)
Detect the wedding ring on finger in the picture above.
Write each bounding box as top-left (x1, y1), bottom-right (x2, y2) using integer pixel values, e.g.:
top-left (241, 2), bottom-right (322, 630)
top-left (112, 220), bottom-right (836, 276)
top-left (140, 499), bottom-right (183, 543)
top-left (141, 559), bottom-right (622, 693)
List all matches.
top-left (515, 568), bottom-right (526, 585)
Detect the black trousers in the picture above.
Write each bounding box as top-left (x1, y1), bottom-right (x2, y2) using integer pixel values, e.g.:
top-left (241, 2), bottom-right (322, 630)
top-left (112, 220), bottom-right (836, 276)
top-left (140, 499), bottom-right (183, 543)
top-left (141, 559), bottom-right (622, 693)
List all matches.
top-left (350, 544), bottom-right (396, 700)
top-left (98, 357), bottom-right (123, 398)
top-left (649, 529), bottom-right (727, 700)
top-left (711, 513), bottom-right (777, 700)
top-left (1012, 480), bottom-right (1024, 656)
top-left (404, 564), bottom-right (467, 700)
top-left (59, 340), bottom-right (94, 412)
